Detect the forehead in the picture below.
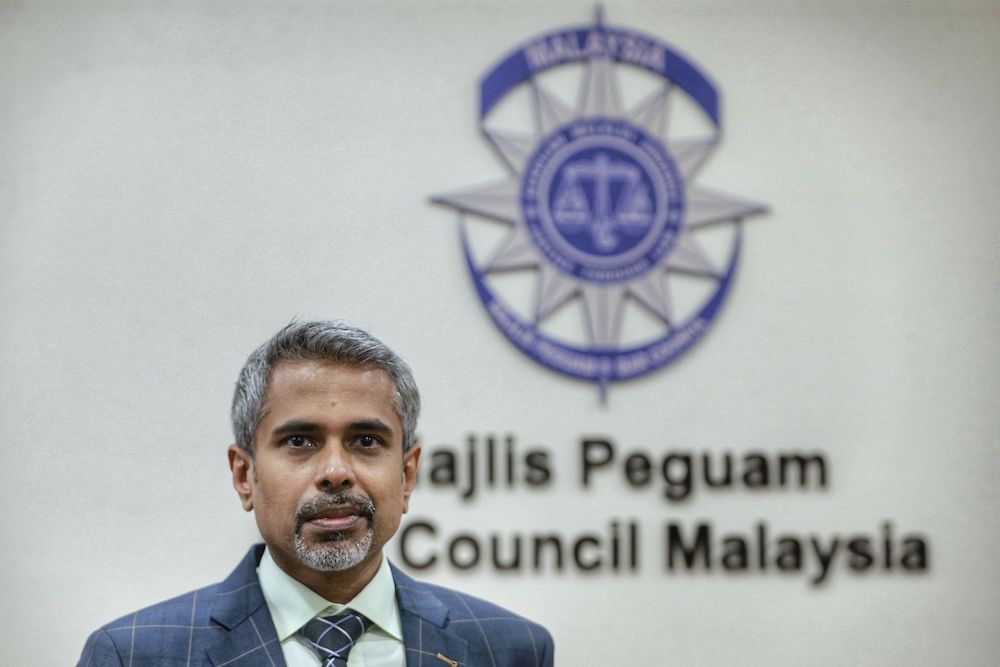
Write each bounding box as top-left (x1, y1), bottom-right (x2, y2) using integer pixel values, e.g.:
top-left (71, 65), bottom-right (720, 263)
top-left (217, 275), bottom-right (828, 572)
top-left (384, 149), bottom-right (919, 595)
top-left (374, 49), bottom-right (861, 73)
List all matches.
top-left (261, 360), bottom-right (400, 427)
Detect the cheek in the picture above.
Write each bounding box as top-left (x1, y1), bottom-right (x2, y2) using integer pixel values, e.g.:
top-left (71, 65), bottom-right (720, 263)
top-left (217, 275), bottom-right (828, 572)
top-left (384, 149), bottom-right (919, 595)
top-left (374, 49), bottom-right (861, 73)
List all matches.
top-left (252, 474), bottom-right (301, 518)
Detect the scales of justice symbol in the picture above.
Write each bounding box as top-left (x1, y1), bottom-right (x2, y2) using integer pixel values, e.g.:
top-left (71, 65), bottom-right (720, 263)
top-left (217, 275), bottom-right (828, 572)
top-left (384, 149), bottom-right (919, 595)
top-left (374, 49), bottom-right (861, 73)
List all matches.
top-left (434, 9), bottom-right (767, 397)
top-left (553, 152), bottom-right (653, 254)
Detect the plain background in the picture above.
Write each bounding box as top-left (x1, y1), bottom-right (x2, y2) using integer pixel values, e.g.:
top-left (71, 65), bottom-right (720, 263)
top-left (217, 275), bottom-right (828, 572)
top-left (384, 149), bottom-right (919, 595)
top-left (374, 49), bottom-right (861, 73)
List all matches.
top-left (2, 1), bottom-right (998, 665)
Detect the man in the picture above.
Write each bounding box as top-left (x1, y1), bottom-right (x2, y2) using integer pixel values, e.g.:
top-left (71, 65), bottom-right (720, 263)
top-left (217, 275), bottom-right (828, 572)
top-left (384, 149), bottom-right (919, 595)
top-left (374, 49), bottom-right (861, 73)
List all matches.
top-left (78, 320), bottom-right (554, 666)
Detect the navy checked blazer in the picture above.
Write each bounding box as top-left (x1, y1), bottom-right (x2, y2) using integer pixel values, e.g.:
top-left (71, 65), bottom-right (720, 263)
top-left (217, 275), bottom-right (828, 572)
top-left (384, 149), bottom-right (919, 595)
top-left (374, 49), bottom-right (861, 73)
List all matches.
top-left (77, 545), bottom-right (553, 667)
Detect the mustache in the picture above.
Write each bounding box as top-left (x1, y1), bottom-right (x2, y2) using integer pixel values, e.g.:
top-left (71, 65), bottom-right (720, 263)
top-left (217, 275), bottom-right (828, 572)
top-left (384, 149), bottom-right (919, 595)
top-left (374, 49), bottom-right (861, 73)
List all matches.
top-left (295, 492), bottom-right (375, 532)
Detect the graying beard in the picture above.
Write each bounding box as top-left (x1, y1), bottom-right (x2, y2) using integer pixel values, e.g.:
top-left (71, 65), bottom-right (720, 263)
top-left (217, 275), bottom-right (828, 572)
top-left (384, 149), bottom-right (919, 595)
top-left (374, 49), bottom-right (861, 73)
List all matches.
top-left (294, 528), bottom-right (374, 571)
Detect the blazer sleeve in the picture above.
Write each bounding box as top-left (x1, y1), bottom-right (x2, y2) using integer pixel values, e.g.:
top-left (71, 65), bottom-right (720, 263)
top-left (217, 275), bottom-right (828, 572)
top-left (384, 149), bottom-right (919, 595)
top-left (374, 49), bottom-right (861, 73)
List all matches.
top-left (77, 628), bottom-right (125, 667)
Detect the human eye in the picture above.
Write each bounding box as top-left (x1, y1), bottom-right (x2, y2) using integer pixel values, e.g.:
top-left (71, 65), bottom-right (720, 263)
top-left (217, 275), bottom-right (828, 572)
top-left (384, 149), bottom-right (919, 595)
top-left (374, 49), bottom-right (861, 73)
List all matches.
top-left (282, 434), bottom-right (318, 450)
top-left (353, 434), bottom-right (384, 450)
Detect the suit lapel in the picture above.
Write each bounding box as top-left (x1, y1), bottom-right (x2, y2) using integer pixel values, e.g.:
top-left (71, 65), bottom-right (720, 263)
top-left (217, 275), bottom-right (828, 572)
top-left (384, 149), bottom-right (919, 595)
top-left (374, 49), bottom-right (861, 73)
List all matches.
top-left (204, 546), bottom-right (287, 667)
top-left (205, 605), bottom-right (285, 667)
top-left (198, 550), bottom-right (470, 666)
top-left (391, 564), bottom-right (469, 667)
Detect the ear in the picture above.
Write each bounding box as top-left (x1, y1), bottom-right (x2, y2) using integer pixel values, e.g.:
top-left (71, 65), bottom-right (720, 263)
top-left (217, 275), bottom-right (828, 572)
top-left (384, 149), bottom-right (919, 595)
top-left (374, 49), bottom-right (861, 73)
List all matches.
top-left (401, 444), bottom-right (421, 514)
top-left (228, 444), bottom-right (255, 512)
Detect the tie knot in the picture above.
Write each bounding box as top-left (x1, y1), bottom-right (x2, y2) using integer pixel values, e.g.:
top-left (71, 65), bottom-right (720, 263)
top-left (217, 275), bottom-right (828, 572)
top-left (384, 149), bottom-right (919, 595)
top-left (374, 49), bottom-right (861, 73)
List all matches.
top-left (299, 610), bottom-right (372, 667)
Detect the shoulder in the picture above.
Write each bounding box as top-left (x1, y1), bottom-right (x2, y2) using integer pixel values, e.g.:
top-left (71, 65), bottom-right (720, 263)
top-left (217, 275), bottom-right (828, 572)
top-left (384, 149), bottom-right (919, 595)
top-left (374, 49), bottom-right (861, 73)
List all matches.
top-left (76, 547), bottom-right (265, 667)
top-left (93, 577), bottom-right (232, 631)
top-left (77, 580), bottom-right (229, 666)
top-left (399, 573), bottom-right (547, 626)
top-left (391, 564), bottom-right (554, 667)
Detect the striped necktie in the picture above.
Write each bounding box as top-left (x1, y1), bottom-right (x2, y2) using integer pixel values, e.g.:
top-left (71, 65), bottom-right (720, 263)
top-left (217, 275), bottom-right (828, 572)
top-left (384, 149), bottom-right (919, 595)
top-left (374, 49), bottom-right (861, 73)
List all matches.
top-left (299, 610), bottom-right (372, 667)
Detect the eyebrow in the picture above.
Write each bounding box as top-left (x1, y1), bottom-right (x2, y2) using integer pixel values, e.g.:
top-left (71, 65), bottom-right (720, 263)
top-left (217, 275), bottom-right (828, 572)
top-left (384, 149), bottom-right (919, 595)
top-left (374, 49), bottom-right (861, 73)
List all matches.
top-left (271, 419), bottom-right (324, 437)
top-left (346, 418), bottom-right (395, 437)
top-left (270, 418), bottom-right (396, 437)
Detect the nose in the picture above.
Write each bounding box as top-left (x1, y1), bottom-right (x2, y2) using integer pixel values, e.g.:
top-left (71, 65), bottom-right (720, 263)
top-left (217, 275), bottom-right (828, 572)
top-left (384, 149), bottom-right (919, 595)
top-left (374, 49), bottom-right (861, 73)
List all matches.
top-left (314, 441), bottom-right (356, 491)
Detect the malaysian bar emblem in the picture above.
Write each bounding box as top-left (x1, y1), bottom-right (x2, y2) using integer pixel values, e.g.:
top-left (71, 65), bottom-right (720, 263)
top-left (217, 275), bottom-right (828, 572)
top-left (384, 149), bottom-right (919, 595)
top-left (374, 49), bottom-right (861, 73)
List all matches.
top-left (435, 9), bottom-right (767, 397)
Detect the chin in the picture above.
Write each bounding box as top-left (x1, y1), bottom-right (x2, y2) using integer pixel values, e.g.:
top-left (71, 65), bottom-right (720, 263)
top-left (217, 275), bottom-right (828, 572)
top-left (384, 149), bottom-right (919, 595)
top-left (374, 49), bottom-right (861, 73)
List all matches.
top-left (295, 531), bottom-right (373, 571)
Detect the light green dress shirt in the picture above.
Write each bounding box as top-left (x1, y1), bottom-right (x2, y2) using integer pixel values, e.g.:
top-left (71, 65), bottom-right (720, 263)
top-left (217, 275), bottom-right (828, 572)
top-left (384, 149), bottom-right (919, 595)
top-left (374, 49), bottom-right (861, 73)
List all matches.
top-left (257, 548), bottom-right (405, 667)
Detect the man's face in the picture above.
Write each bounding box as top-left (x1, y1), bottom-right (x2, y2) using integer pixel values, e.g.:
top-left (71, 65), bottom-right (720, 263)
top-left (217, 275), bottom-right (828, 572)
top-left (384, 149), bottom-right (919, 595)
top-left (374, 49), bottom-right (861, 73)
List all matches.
top-left (229, 359), bottom-right (419, 589)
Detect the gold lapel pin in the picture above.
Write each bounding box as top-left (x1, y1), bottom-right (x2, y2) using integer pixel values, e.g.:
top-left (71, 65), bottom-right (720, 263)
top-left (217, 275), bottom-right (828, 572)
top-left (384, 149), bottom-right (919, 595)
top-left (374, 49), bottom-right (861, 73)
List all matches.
top-left (436, 652), bottom-right (459, 666)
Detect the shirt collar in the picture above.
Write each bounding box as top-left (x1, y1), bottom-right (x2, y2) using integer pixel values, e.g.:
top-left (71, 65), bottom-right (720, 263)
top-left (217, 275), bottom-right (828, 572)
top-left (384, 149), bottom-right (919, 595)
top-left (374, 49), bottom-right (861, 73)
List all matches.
top-left (257, 547), bottom-right (402, 642)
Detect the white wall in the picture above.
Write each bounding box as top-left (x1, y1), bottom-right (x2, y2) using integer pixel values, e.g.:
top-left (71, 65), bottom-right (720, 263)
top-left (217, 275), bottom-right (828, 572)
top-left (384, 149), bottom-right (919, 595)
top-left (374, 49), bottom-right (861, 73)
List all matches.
top-left (1, 1), bottom-right (998, 665)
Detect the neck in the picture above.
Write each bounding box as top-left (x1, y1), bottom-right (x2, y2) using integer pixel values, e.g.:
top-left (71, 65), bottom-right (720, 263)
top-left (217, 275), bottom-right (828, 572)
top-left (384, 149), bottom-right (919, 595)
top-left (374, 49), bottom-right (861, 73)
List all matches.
top-left (272, 549), bottom-right (383, 603)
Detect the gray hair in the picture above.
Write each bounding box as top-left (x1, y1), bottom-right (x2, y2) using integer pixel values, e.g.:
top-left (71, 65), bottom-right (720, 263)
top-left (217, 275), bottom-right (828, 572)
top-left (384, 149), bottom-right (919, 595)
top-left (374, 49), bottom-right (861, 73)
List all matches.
top-left (231, 320), bottom-right (420, 454)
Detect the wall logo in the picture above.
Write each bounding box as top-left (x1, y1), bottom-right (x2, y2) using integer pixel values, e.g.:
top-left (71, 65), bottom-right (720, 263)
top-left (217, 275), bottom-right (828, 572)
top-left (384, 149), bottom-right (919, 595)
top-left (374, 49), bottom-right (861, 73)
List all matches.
top-left (435, 9), bottom-right (766, 397)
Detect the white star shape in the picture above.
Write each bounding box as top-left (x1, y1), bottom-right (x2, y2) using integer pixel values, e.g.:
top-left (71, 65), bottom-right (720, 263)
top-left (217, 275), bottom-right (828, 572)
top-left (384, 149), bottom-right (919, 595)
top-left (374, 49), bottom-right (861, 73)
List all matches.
top-left (435, 40), bottom-right (766, 351)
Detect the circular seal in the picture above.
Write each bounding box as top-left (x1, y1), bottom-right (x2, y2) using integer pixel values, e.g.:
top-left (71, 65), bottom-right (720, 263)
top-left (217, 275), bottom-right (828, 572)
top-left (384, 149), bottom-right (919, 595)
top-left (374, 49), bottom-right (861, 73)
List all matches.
top-left (435, 13), bottom-right (767, 394)
top-left (521, 118), bottom-right (685, 284)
